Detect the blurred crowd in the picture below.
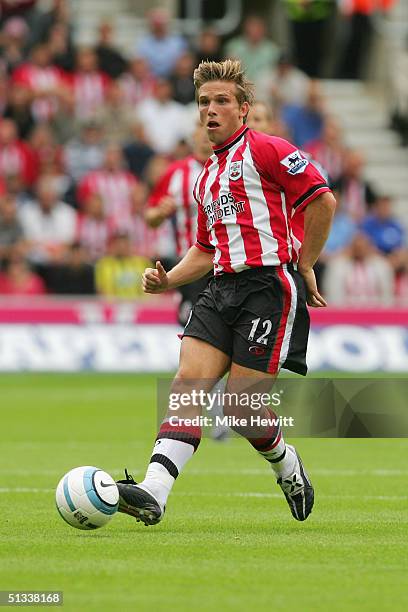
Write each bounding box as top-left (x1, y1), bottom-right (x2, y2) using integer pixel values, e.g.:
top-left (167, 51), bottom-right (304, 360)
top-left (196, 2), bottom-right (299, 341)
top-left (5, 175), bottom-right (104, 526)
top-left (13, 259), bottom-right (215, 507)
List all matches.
top-left (0, 0), bottom-right (406, 306)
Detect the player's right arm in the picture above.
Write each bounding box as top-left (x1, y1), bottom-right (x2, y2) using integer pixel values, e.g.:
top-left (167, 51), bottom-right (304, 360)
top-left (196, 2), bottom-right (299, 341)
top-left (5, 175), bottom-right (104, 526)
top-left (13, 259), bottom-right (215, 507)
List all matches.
top-left (142, 246), bottom-right (213, 294)
top-left (145, 164), bottom-right (177, 228)
top-left (144, 168), bottom-right (214, 293)
top-left (145, 195), bottom-right (177, 227)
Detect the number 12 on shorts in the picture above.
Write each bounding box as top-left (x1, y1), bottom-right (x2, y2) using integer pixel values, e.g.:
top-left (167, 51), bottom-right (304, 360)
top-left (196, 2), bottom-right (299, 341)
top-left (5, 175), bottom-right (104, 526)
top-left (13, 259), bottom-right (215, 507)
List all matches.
top-left (248, 317), bottom-right (272, 345)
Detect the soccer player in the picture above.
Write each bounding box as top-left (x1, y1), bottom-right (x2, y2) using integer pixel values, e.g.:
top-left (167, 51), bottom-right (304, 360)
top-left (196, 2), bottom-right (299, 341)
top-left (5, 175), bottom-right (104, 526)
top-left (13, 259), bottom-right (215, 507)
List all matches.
top-left (116, 60), bottom-right (336, 525)
top-left (145, 122), bottom-right (213, 324)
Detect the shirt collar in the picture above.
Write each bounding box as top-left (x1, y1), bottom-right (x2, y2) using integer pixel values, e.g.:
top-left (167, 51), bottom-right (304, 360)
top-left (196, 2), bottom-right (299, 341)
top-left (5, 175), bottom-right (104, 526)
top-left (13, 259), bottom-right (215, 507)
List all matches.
top-left (212, 124), bottom-right (249, 155)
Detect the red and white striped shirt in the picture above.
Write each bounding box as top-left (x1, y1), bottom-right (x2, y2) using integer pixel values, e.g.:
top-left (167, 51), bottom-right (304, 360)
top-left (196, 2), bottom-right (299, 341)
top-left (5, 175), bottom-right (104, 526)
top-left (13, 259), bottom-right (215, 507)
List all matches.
top-left (76, 214), bottom-right (111, 262)
top-left (304, 139), bottom-right (344, 182)
top-left (194, 125), bottom-right (330, 274)
top-left (148, 155), bottom-right (204, 257)
top-left (12, 63), bottom-right (65, 121)
top-left (0, 139), bottom-right (37, 186)
top-left (69, 71), bottom-right (111, 119)
top-left (119, 72), bottom-right (156, 108)
top-left (77, 169), bottom-right (138, 225)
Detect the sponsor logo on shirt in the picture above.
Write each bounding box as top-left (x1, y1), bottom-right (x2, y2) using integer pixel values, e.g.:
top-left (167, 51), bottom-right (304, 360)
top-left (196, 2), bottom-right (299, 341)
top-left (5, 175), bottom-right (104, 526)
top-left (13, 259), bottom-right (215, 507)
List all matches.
top-left (280, 150), bottom-right (309, 175)
top-left (203, 192), bottom-right (245, 229)
top-left (229, 160), bottom-right (243, 181)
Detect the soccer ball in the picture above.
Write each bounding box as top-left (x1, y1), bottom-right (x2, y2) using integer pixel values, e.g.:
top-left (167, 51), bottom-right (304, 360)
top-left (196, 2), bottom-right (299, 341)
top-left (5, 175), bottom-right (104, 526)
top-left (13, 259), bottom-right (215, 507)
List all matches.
top-left (56, 466), bottom-right (119, 530)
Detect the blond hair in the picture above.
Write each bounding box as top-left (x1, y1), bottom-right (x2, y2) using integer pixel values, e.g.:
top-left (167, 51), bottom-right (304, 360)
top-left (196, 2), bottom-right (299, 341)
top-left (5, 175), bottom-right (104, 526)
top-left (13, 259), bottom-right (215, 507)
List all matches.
top-left (193, 59), bottom-right (255, 108)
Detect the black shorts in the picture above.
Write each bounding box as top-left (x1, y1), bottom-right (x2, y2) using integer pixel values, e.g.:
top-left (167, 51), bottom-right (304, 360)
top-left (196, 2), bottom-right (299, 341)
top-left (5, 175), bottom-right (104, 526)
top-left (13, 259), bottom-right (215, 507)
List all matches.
top-left (177, 272), bottom-right (212, 326)
top-left (182, 265), bottom-right (310, 376)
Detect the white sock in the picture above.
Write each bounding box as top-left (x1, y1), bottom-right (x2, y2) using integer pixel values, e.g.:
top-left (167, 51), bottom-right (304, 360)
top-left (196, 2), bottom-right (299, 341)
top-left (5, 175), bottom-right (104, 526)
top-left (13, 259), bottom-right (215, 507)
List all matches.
top-left (269, 445), bottom-right (297, 479)
top-left (139, 433), bottom-right (199, 508)
top-left (255, 427), bottom-right (297, 479)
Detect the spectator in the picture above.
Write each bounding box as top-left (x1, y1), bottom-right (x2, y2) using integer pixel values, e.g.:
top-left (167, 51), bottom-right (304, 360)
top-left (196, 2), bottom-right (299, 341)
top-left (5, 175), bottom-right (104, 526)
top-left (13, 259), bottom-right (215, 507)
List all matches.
top-left (0, 0), bottom-right (37, 19)
top-left (117, 182), bottom-right (157, 259)
top-left (76, 193), bottom-right (110, 262)
top-left (394, 249), bottom-right (408, 303)
top-left (145, 122), bottom-right (212, 264)
top-left (11, 43), bottom-right (67, 121)
top-left (119, 57), bottom-right (156, 108)
top-left (0, 250), bottom-right (46, 295)
top-left (29, 123), bottom-right (70, 200)
top-left (337, 0), bottom-right (396, 80)
top-left (255, 52), bottom-right (310, 107)
top-left (0, 117), bottom-right (37, 187)
top-left (3, 82), bottom-right (35, 139)
top-left (247, 100), bottom-right (276, 135)
top-left (95, 231), bottom-right (151, 299)
top-left (0, 17), bottom-right (28, 74)
top-left (0, 75), bottom-right (7, 113)
top-left (4, 172), bottom-right (32, 207)
top-left (360, 195), bottom-right (405, 256)
top-left (47, 21), bottom-right (75, 72)
top-left (49, 94), bottom-right (77, 144)
top-left (29, 123), bottom-right (62, 175)
top-left (19, 174), bottom-right (76, 263)
top-left (224, 15), bottom-right (280, 82)
top-left (77, 143), bottom-right (141, 225)
top-left (314, 188), bottom-right (356, 286)
top-left (41, 241), bottom-right (95, 294)
top-left (0, 193), bottom-right (24, 260)
top-left (143, 154), bottom-right (170, 191)
top-left (194, 27), bottom-right (223, 65)
top-left (145, 121), bottom-right (213, 321)
top-left (283, 0), bottom-right (335, 78)
top-left (70, 46), bottom-right (110, 120)
top-left (0, 0), bottom-right (40, 34)
top-left (304, 115), bottom-right (345, 182)
top-left (170, 51), bottom-right (196, 105)
top-left (94, 80), bottom-right (135, 143)
top-left (389, 46), bottom-right (408, 147)
top-left (323, 232), bottom-right (394, 306)
top-left (136, 7), bottom-right (187, 78)
top-left (137, 78), bottom-right (187, 154)
top-left (63, 118), bottom-right (105, 183)
top-left (32, 0), bottom-right (71, 46)
top-left (95, 20), bottom-right (127, 79)
top-left (281, 80), bottom-right (326, 148)
top-left (122, 121), bottom-right (155, 180)
top-left (333, 148), bottom-right (377, 222)
top-left (322, 191), bottom-right (357, 258)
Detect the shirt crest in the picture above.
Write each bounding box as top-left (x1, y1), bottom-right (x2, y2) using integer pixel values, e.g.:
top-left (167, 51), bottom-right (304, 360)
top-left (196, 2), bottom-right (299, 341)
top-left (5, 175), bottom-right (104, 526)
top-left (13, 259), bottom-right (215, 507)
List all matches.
top-left (229, 160), bottom-right (243, 181)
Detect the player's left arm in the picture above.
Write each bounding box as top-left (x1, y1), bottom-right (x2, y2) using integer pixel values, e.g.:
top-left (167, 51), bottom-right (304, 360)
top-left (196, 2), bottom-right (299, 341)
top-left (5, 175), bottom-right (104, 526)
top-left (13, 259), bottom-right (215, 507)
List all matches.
top-left (257, 135), bottom-right (336, 307)
top-left (298, 191), bottom-right (336, 307)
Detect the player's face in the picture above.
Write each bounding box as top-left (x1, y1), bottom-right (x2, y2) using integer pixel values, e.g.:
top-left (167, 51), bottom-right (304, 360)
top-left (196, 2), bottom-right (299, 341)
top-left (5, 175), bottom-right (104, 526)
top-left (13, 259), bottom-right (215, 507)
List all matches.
top-left (198, 81), bottom-right (249, 145)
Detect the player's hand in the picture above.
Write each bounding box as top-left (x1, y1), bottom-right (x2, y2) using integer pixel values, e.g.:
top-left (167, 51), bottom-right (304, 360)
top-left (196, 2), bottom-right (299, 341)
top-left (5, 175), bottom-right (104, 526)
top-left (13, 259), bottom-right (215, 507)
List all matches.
top-left (298, 266), bottom-right (327, 308)
top-left (142, 261), bottom-right (169, 294)
top-left (158, 196), bottom-right (177, 219)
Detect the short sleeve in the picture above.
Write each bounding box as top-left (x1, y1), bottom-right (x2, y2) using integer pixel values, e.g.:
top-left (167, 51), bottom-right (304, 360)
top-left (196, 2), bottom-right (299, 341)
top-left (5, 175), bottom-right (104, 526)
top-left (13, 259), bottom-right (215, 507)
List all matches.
top-left (263, 137), bottom-right (331, 215)
top-left (147, 165), bottom-right (174, 208)
top-left (194, 200), bottom-right (214, 254)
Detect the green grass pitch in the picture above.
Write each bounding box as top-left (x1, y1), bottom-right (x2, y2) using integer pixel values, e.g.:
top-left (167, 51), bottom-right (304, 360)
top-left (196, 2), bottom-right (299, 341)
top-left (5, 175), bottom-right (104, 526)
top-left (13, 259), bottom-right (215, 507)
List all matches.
top-left (0, 373), bottom-right (407, 611)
